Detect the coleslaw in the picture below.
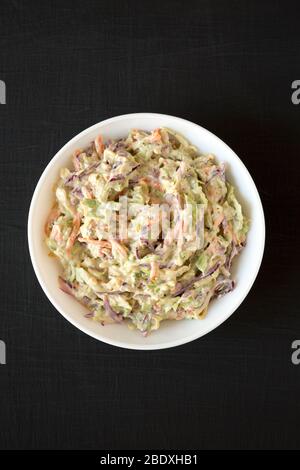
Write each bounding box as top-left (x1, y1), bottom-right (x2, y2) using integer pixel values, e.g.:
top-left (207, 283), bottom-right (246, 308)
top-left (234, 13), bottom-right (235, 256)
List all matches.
top-left (45, 127), bottom-right (248, 335)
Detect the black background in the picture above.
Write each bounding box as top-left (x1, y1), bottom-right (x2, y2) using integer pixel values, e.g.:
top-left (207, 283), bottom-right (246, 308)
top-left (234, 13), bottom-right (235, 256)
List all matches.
top-left (0, 0), bottom-right (299, 450)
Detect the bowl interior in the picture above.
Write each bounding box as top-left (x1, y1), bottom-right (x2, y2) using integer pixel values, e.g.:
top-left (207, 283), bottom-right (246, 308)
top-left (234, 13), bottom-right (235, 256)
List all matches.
top-left (28, 114), bottom-right (265, 349)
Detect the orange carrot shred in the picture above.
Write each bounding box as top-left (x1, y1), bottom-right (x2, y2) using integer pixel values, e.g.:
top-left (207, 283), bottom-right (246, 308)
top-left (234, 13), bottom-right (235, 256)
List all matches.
top-left (66, 213), bottom-right (81, 257)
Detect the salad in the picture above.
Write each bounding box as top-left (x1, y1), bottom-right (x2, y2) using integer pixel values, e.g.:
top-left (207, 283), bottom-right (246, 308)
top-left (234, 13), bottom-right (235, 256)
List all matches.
top-left (45, 127), bottom-right (248, 335)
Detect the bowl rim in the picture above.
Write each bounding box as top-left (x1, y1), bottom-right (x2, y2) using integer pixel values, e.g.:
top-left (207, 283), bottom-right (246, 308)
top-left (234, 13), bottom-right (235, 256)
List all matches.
top-left (28, 112), bottom-right (265, 350)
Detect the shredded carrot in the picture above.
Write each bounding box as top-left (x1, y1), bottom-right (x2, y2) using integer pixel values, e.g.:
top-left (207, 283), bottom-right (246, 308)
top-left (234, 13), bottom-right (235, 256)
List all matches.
top-left (73, 149), bottom-right (83, 171)
top-left (139, 177), bottom-right (162, 191)
top-left (44, 205), bottom-right (61, 236)
top-left (98, 247), bottom-right (106, 257)
top-left (213, 214), bottom-right (224, 229)
top-left (66, 212), bottom-right (81, 257)
top-left (223, 222), bottom-right (237, 244)
top-left (150, 261), bottom-right (159, 281)
top-left (50, 224), bottom-right (62, 243)
top-left (94, 135), bottom-right (104, 155)
top-left (149, 128), bottom-right (162, 143)
top-left (78, 238), bottom-right (111, 249)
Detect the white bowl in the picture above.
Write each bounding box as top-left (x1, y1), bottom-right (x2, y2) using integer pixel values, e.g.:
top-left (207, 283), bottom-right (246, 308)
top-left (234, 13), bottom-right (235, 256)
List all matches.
top-left (28, 113), bottom-right (265, 350)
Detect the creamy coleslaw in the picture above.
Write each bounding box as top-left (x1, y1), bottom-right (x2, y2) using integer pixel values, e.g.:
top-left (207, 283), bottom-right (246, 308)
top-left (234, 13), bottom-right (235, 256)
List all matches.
top-left (45, 128), bottom-right (248, 335)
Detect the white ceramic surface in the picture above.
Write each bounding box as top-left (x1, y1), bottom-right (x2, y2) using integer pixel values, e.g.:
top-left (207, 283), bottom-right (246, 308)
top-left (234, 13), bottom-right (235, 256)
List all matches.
top-left (28, 113), bottom-right (265, 350)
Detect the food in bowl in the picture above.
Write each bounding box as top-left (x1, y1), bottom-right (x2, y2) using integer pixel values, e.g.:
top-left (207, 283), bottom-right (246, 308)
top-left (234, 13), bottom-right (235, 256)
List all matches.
top-left (45, 127), bottom-right (248, 335)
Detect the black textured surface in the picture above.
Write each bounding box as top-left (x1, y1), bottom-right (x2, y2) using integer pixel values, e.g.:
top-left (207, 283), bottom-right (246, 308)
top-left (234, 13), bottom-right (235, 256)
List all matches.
top-left (0, 0), bottom-right (299, 450)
